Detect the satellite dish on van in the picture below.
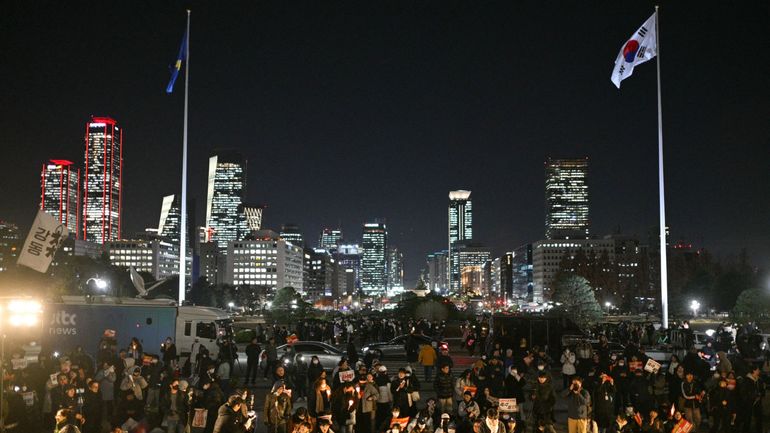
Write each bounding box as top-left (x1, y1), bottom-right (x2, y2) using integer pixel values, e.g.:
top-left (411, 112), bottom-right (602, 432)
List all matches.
top-left (129, 267), bottom-right (167, 298)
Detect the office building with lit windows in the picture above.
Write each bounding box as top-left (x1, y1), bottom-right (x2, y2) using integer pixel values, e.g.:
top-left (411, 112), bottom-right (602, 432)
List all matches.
top-left (41, 159), bottom-right (80, 237)
top-left (545, 157), bottom-right (589, 240)
top-left (0, 221), bottom-right (21, 273)
top-left (361, 222), bottom-right (387, 294)
top-left (448, 190), bottom-right (473, 292)
top-left (225, 233), bottom-right (304, 290)
top-left (205, 152), bottom-right (247, 251)
top-left (387, 246), bottom-right (404, 293)
top-left (319, 228), bottom-right (343, 251)
top-left (280, 223), bottom-right (304, 248)
top-left (83, 117), bottom-right (122, 244)
top-left (158, 194), bottom-right (182, 244)
top-left (107, 239), bottom-right (179, 280)
top-left (426, 250), bottom-right (449, 294)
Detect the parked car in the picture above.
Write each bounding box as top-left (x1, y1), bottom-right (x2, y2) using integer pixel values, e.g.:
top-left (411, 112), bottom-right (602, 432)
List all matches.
top-left (363, 334), bottom-right (447, 360)
top-left (259, 341), bottom-right (352, 371)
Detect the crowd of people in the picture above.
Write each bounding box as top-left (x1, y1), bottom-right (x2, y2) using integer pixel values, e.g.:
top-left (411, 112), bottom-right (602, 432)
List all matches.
top-left (2, 317), bottom-right (770, 433)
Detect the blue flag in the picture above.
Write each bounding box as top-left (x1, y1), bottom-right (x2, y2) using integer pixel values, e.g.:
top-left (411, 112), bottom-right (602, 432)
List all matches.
top-left (166, 29), bottom-right (188, 94)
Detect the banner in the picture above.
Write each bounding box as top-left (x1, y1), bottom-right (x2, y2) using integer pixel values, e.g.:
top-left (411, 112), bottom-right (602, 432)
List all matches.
top-left (339, 370), bottom-right (356, 383)
top-left (17, 210), bottom-right (68, 273)
top-left (463, 386), bottom-right (477, 397)
top-left (644, 359), bottom-right (661, 374)
top-left (498, 398), bottom-right (518, 412)
top-left (672, 419), bottom-right (692, 433)
top-left (192, 409), bottom-right (208, 428)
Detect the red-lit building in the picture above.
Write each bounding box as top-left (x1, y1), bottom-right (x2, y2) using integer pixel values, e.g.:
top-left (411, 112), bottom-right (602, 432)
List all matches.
top-left (82, 116), bottom-right (122, 244)
top-left (40, 159), bottom-right (80, 237)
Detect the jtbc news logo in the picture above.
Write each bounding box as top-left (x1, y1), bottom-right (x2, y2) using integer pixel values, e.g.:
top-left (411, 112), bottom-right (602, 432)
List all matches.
top-left (49, 311), bottom-right (78, 335)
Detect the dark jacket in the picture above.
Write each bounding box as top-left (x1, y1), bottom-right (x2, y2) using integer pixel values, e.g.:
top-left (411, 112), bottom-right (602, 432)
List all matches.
top-left (434, 372), bottom-right (455, 399)
top-left (593, 380), bottom-right (617, 428)
top-left (563, 387), bottom-right (591, 419)
top-left (245, 343), bottom-right (262, 361)
top-left (213, 403), bottom-right (245, 433)
top-left (680, 379), bottom-right (703, 409)
top-left (161, 390), bottom-right (190, 423)
top-left (532, 380), bottom-right (556, 417)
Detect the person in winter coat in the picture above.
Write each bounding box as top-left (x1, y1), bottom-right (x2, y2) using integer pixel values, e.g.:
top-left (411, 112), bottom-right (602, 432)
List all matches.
top-left (593, 374), bottom-right (616, 433)
top-left (160, 379), bottom-right (190, 433)
top-left (458, 391), bottom-right (481, 425)
top-left (561, 348), bottom-right (577, 389)
top-left (358, 372), bottom-right (380, 433)
top-left (406, 334), bottom-right (421, 368)
top-left (331, 382), bottom-right (359, 433)
top-left (93, 362), bottom-right (116, 418)
top-left (607, 414), bottom-right (632, 433)
top-left (214, 395), bottom-right (255, 433)
top-left (265, 381), bottom-right (293, 433)
top-left (80, 381), bottom-right (102, 433)
top-left (245, 337), bottom-right (262, 385)
top-left (374, 366), bottom-right (393, 430)
top-left (434, 364), bottom-right (455, 414)
top-left (119, 366), bottom-right (148, 401)
top-left (308, 356), bottom-right (325, 387)
top-left (455, 369), bottom-right (477, 404)
top-left (418, 343), bottom-right (438, 381)
top-left (641, 408), bottom-right (665, 433)
top-left (390, 368), bottom-right (414, 415)
top-left (715, 352), bottom-right (732, 376)
top-left (680, 371), bottom-right (704, 430)
top-left (736, 367), bottom-right (762, 433)
top-left (532, 372), bottom-right (556, 433)
top-left (480, 408), bottom-right (507, 433)
top-left (311, 378), bottom-right (332, 417)
top-left (563, 377), bottom-right (591, 433)
top-left (629, 369), bottom-right (653, 415)
top-left (709, 376), bottom-right (735, 433)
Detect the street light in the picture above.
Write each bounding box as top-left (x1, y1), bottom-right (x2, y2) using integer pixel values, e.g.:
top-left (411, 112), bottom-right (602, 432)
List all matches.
top-left (690, 300), bottom-right (700, 317)
top-left (605, 302), bottom-right (612, 314)
top-left (1, 298), bottom-right (42, 433)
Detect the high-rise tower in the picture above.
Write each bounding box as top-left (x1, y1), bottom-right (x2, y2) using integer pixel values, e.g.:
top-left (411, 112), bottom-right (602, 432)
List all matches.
top-left (83, 116), bottom-right (122, 244)
top-left (545, 157), bottom-right (589, 239)
top-left (361, 222), bottom-right (387, 295)
top-left (205, 152), bottom-right (247, 251)
top-left (41, 159), bottom-right (80, 237)
top-left (448, 190), bottom-right (473, 292)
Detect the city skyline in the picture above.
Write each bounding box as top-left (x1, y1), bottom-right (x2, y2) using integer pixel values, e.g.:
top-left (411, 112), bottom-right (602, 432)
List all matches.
top-left (1, 2), bottom-right (768, 287)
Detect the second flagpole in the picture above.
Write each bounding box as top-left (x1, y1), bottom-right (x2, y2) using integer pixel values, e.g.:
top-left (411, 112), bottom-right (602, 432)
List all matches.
top-left (655, 5), bottom-right (669, 329)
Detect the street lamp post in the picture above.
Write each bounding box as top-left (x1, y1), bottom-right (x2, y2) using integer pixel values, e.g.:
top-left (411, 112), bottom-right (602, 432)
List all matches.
top-left (0, 299), bottom-right (42, 432)
top-left (605, 302), bottom-right (612, 314)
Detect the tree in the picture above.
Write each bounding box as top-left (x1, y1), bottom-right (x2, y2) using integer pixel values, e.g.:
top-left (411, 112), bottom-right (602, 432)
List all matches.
top-left (732, 288), bottom-right (770, 321)
top-left (552, 274), bottom-right (603, 331)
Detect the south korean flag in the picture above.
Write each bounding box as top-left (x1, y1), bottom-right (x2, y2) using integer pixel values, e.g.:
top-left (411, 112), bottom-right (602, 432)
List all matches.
top-left (611, 12), bottom-right (657, 88)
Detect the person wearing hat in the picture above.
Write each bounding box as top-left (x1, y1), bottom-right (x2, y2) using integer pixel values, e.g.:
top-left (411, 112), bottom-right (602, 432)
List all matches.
top-left (119, 366), bottom-right (148, 401)
top-left (265, 381), bottom-right (293, 433)
top-left (161, 379), bottom-right (190, 433)
top-left (375, 365), bottom-right (393, 430)
top-left (458, 390), bottom-right (481, 426)
top-left (435, 413), bottom-right (453, 433)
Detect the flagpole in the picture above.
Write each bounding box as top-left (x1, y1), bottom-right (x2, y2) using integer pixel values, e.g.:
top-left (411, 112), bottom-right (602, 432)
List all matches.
top-left (655, 5), bottom-right (669, 329)
top-left (178, 9), bottom-right (190, 303)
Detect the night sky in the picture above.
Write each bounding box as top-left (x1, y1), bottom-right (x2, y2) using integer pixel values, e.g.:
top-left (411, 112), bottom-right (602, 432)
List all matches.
top-left (2, 1), bottom-right (769, 287)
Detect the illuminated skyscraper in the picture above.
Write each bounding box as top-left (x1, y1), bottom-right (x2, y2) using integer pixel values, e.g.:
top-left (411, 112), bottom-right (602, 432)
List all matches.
top-left (240, 204), bottom-right (264, 233)
top-left (205, 152), bottom-right (247, 251)
top-left (387, 246), bottom-right (404, 292)
top-left (335, 244), bottom-right (361, 292)
top-left (448, 190), bottom-right (473, 292)
top-left (82, 116), bottom-right (122, 244)
top-left (361, 222), bottom-right (387, 295)
top-left (319, 228), bottom-right (343, 251)
top-left (158, 194), bottom-right (181, 244)
top-left (41, 159), bottom-right (80, 237)
top-left (545, 157), bottom-right (589, 240)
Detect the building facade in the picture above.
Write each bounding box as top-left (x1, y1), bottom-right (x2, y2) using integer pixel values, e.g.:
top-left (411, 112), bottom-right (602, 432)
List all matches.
top-left (361, 222), bottom-right (387, 295)
top-left (512, 244), bottom-right (533, 301)
top-left (83, 117), bottom-right (122, 244)
top-left (158, 194), bottom-right (182, 244)
top-left (107, 239), bottom-right (179, 280)
top-left (225, 236), bottom-right (304, 290)
top-left (387, 246), bottom-right (404, 293)
top-left (532, 238), bottom-right (615, 302)
top-left (0, 221), bottom-right (20, 273)
top-left (304, 248), bottom-right (336, 300)
top-left (426, 250), bottom-right (449, 294)
top-left (335, 244), bottom-right (361, 293)
top-left (205, 152), bottom-right (247, 251)
top-left (199, 241), bottom-right (224, 285)
top-left (319, 228), bottom-right (343, 251)
top-left (545, 157), bottom-right (589, 240)
top-left (448, 190), bottom-right (473, 292)
top-left (280, 223), bottom-right (304, 248)
top-left (41, 159), bottom-right (80, 237)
